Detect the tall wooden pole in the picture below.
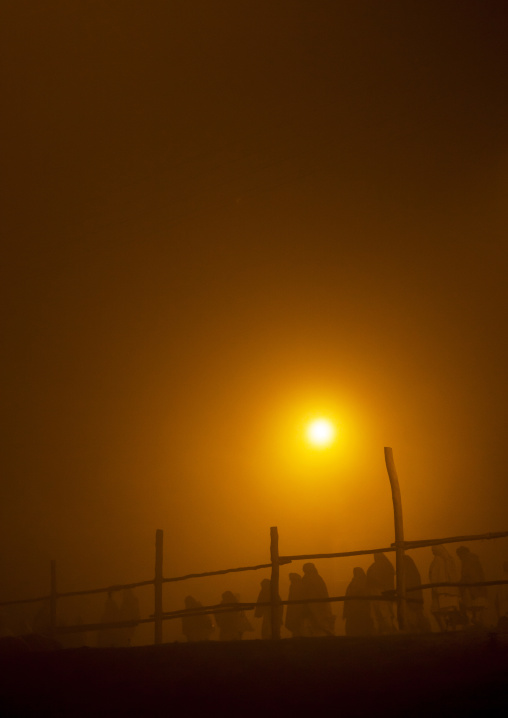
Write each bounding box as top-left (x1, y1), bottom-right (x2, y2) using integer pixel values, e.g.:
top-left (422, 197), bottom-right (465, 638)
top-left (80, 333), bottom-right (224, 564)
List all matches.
top-left (270, 526), bottom-right (281, 640)
top-left (49, 560), bottom-right (57, 636)
top-left (384, 447), bottom-right (407, 631)
top-left (154, 529), bottom-right (163, 645)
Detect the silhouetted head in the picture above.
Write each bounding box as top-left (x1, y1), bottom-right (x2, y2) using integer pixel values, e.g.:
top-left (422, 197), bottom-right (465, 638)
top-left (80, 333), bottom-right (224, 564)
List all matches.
top-left (185, 596), bottom-right (199, 609)
top-left (289, 572), bottom-right (302, 584)
top-left (373, 552), bottom-right (394, 568)
top-left (456, 546), bottom-right (470, 559)
top-left (221, 591), bottom-right (237, 603)
top-left (303, 563), bottom-right (318, 576)
top-left (260, 579), bottom-right (270, 589)
top-left (432, 545), bottom-right (449, 557)
top-left (353, 567), bottom-right (366, 579)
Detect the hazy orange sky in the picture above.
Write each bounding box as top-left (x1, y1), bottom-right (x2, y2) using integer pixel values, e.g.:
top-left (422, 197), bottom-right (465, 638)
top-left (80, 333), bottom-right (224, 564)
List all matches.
top-left (2, 2), bottom-right (508, 628)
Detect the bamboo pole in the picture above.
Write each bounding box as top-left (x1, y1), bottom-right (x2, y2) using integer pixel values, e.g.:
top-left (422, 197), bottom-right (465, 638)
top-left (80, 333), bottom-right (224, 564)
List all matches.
top-left (154, 529), bottom-right (163, 645)
top-left (49, 560), bottom-right (57, 636)
top-left (270, 526), bottom-right (281, 639)
top-left (384, 447), bottom-right (406, 631)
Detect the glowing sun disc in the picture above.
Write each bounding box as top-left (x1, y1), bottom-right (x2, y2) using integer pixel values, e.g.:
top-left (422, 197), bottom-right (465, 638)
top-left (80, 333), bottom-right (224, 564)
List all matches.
top-left (306, 418), bottom-right (336, 447)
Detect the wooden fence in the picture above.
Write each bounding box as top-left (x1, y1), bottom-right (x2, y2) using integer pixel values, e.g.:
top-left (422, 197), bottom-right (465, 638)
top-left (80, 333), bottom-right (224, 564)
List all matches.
top-left (2, 448), bottom-right (508, 643)
top-left (2, 525), bottom-right (508, 644)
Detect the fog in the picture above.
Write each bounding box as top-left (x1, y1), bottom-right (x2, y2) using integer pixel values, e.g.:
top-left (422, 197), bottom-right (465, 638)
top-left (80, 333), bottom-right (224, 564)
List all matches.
top-left (1, 2), bottom-right (508, 641)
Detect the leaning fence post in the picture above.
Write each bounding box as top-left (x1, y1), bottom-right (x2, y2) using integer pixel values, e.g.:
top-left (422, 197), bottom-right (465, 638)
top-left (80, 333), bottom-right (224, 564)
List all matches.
top-left (154, 529), bottom-right (163, 645)
top-left (270, 526), bottom-right (281, 640)
top-left (49, 560), bottom-right (57, 636)
top-left (384, 447), bottom-right (407, 631)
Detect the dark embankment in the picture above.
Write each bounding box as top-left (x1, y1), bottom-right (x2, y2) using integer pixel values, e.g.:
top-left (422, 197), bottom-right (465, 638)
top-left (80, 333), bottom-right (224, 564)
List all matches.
top-left (0, 632), bottom-right (507, 716)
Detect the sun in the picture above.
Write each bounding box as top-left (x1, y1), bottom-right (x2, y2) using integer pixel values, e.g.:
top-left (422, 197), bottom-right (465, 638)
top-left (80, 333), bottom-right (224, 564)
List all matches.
top-left (306, 418), bottom-right (336, 448)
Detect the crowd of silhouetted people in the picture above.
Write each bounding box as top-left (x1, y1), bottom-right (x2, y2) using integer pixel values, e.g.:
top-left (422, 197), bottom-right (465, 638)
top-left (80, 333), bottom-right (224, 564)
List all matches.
top-left (179, 547), bottom-right (508, 641)
top-left (76, 546), bottom-right (508, 644)
top-left (181, 562), bottom-right (336, 642)
top-left (2, 545), bottom-right (508, 646)
top-left (88, 547), bottom-right (508, 643)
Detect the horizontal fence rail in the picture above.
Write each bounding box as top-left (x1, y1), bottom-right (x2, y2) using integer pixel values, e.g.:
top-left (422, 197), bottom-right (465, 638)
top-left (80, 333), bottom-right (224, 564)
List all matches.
top-left (280, 546), bottom-right (396, 562)
top-left (162, 561), bottom-right (291, 583)
top-left (58, 579), bottom-right (155, 599)
top-left (0, 580), bottom-right (155, 608)
top-left (0, 595), bottom-right (53, 608)
top-left (50, 580), bottom-right (508, 636)
top-left (54, 618), bottom-right (154, 635)
top-left (401, 530), bottom-right (508, 550)
top-left (159, 595), bottom-right (415, 619)
top-left (404, 579), bottom-right (508, 593)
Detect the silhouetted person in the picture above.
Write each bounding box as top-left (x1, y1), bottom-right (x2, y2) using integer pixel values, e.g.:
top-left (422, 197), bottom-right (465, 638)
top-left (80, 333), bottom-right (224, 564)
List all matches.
top-left (32, 600), bottom-right (51, 636)
top-left (301, 563), bottom-right (335, 636)
top-left (403, 555), bottom-right (431, 633)
top-left (429, 545), bottom-right (461, 631)
top-left (214, 591), bottom-right (253, 641)
top-left (495, 560), bottom-right (508, 631)
top-left (456, 545), bottom-right (488, 626)
top-left (254, 579), bottom-right (283, 639)
top-left (59, 614), bottom-right (86, 649)
top-left (182, 595), bottom-right (214, 642)
top-left (344, 567), bottom-right (375, 636)
top-left (97, 590), bottom-right (122, 647)
top-left (285, 572), bottom-right (305, 638)
top-left (366, 553), bottom-right (396, 634)
top-left (119, 588), bottom-right (140, 646)
top-left (0, 611), bottom-right (7, 638)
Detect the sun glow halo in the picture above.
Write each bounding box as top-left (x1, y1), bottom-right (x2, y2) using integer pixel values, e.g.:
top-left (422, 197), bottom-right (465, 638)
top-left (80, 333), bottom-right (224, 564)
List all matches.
top-left (306, 418), bottom-right (336, 448)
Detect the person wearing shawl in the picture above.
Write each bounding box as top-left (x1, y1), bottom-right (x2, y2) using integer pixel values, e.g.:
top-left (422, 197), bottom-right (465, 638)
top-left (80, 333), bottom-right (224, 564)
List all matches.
top-left (214, 591), bottom-right (253, 641)
top-left (97, 589), bottom-right (122, 647)
top-left (182, 595), bottom-right (214, 642)
top-left (456, 546), bottom-right (488, 626)
top-left (366, 553), bottom-right (396, 634)
top-left (403, 554), bottom-right (431, 633)
top-left (285, 572), bottom-right (305, 637)
top-left (343, 567), bottom-right (375, 636)
top-left (494, 560), bottom-right (508, 631)
top-left (254, 578), bottom-right (283, 639)
top-left (428, 545), bottom-right (460, 631)
top-left (119, 588), bottom-right (141, 646)
top-left (300, 563), bottom-right (335, 636)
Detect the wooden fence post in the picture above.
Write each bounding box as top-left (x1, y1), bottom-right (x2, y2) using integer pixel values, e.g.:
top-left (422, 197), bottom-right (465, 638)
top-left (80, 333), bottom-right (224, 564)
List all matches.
top-left (154, 529), bottom-right (163, 645)
top-left (49, 560), bottom-right (57, 636)
top-left (384, 447), bottom-right (407, 631)
top-left (270, 526), bottom-right (281, 640)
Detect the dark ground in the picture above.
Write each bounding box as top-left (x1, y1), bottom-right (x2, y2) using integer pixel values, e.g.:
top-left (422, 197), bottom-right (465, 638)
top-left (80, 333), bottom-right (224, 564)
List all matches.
top-left (0, 632), bottom-right (507, 717)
